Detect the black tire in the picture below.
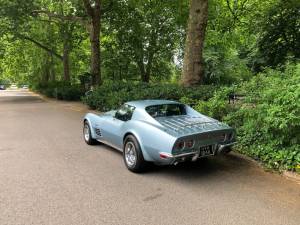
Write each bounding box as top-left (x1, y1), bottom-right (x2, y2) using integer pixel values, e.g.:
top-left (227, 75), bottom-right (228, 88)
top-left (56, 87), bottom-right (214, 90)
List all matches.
top-left (123, 135), bottom-right (147, 173)
top-left (83, 121), bottom-right (97, 145)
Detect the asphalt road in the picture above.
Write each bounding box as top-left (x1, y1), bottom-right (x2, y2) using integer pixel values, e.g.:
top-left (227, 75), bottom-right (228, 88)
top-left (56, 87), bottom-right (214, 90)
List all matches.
top-left (0, 89), bottom-right (299, 225)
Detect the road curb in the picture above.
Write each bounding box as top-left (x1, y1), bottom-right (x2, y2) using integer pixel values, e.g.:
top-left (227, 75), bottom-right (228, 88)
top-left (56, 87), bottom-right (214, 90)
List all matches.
top-left (232, 151), bottom-right (300, 185)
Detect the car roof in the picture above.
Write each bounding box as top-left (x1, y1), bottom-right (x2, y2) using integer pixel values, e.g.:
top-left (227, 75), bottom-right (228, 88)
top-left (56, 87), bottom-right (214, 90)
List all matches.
top-left (126, 99), bottom-right (180, 109)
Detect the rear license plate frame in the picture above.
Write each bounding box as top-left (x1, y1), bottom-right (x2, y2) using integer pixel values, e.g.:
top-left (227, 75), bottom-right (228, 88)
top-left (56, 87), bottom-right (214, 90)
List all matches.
top-left (199, 145), bottom-right (213, 157)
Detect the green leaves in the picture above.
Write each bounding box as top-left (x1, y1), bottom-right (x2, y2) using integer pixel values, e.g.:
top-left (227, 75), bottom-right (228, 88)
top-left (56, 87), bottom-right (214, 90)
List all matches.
top-left (186, 63), bottom-right (300, 172)
top-left (82, 81), bottom-right (218, 111)
top-left (256, 0), bottom-right (300, 69)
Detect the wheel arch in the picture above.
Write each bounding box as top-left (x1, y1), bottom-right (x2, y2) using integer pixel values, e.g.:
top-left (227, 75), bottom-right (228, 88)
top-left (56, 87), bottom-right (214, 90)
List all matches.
top-left (123, 131), bottom-right (153, 161)
top-left (83, 117), bottom-right (96, 139)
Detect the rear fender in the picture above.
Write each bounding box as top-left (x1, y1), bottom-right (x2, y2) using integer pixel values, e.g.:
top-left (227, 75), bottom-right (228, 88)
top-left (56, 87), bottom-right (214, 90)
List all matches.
top-left (123, 130), bottom-right (153, 161)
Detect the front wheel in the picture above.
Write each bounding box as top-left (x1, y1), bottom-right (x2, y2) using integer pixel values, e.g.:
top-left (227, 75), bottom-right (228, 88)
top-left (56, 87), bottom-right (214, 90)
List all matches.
top-left (83, 121), bottom-right (97, 145)
top-left (123, 135), bottom-right (147, 173)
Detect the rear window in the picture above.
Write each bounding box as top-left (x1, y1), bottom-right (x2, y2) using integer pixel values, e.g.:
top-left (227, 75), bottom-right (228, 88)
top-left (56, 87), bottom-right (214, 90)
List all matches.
top-left (145, 104), bottom-right (186, 118)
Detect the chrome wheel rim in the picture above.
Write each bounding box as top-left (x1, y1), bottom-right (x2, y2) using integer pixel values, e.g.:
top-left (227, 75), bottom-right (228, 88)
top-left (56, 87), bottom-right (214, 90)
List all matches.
top-left (84, 124), bottom-right (90, 141)
top-left (124, 142), bottom-right (137, 167)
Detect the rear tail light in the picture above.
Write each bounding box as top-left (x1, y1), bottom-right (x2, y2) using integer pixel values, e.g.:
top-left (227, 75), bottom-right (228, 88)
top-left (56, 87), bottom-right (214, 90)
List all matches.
top-left (227, 132), bottom-right (233, 141)
top-left (186, 140), bottom-right (194, 148)
top-left (159, 153), bottom-right (169, 159)
top-left (221, 133), bottom-right (226, 141)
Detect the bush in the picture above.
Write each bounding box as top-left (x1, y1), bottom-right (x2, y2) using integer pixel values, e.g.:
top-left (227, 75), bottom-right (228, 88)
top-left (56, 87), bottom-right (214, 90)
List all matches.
top-left (82, 81), bottom-right (219, 111)
top-left (32, 81), bottom-right (85, 101)
top-left (189, 63), bottom-right (300, 172)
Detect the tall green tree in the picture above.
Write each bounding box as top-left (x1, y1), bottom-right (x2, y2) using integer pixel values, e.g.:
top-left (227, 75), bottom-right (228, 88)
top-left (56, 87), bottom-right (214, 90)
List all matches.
top-left (256, 0), bottom-right (300, 69)
top-left (103, 0), bottom-right (181, 82)
top-left (82, 0), bottom-right (102, 85)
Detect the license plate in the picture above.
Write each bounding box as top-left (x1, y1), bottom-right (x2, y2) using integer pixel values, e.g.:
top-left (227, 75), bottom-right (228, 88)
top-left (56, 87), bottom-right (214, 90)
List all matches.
top-left (199, 145), bottom-right (213, 156)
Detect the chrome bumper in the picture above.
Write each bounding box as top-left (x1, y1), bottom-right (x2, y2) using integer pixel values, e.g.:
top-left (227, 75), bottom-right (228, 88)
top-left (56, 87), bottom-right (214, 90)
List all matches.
top-left (217, 142), bottom-right (237, 154)
top-left (159, 142), bottom-right (237, 164)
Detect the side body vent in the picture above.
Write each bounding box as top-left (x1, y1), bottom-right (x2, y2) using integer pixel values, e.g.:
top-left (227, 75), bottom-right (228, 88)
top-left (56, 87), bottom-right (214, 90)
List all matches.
top-left (95, 128), bottom-right (102, 136)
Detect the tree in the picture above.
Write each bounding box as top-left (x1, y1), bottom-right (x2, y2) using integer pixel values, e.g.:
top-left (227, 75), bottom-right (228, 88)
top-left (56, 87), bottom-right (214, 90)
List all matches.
top-left (82, 0), bottom-right (102, 85)
top-left (256, 0), bottom-right (300, 69)
top-left (38, 0), bottom-right (110, 85)
top-left (0, 0), bottom-right (75, 82)
top-left (181, 0), bottom-right (208, 87)
top-left (103, 0), bottom-right (180, 82)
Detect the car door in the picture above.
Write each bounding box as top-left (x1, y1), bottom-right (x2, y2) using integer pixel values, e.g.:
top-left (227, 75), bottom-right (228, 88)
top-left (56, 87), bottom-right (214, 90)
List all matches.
top-left (102, 104), bottom-right (135, 150)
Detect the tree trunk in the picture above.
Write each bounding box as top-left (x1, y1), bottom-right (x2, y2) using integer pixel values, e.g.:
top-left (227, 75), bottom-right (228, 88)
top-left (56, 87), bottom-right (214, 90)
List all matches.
top-left (181, 0), bottom-right (208, 87)
top-left (42, 55), bottom-right (51, 84)
top-left (141, 72), bottom-right (150, 83)
top-left (137, 60), bottom-right (147, 82)
top-left (136, 51), bottom-right (153, 83)
top-left (62, 40), bottom-right (70, 82)
top-left (144, 51), bottom-right (154, 83)
top-left (83, 0), bottom-right (102, 86)
top-left (90, 18), bottom-right (101, 85)
top-left (59, 1), bottom-right (71, 83)
top-left (49, 53), bottom-right (56, 81)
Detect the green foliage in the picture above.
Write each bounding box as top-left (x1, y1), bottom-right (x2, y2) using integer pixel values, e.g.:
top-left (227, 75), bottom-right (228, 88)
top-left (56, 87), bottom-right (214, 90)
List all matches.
top-left (102, 0), bottom-right (182, 81)
top-left (82, 81), bottom-right (218, 111)
top-left (193, 87), bottom-right (234, 120)
top-left (32, 81), bottom-right (85, 101)
top-left (256, 0), bottom-right (300, 69)
top-left (189, 63), bottom-right (300, 171)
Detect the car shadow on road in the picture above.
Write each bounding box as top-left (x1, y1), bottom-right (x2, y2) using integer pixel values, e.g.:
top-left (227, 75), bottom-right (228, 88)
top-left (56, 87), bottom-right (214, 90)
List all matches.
top-left (148, 153), bottom-right (254, 178)
top-left (98, 144), bottom-right (257, 181)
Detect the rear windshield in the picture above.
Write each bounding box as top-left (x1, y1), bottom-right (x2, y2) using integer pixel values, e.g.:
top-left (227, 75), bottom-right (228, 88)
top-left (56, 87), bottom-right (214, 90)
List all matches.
top-left (145, 104), bottom-right (186, 118)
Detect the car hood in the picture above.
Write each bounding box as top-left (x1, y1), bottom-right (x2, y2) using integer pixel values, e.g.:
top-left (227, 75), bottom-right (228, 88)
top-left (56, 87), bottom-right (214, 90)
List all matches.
top-left (154, 115), bottom-right (231, 137)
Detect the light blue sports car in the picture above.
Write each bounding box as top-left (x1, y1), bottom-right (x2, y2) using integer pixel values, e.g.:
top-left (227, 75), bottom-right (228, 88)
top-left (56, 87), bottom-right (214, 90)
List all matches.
top-left (83, 100), bottom-right (236, 172)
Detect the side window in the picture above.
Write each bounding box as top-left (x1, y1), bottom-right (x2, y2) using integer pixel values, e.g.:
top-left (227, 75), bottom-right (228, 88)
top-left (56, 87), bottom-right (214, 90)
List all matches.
top-left (115, 104), bottom-right (135, 121)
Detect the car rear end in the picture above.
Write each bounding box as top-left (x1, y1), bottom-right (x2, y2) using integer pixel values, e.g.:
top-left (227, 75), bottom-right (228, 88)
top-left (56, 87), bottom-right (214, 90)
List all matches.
top-left (156, 115), bottom-right (236, 164)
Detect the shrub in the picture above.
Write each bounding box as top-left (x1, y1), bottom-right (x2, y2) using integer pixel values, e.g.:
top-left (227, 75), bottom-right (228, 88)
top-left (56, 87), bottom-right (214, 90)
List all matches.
top-left (82, 81), bottom-right (218, 111)
top-left (189, 63), bottom-right (300, 172)
top-left (193, 87), bottom-right (234, 121)
top-left (33, 81), bottom-right (85, 101)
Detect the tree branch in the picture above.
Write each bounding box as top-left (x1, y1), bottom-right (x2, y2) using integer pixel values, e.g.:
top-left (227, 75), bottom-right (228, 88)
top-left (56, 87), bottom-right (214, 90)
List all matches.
top-left (32, 10), bottom-right (88, 27)
top-left (226, 0), bottom-right (239, 22)
top-left (82, 0), bottom-right (94, 17)
top-left (36, 18), bottom-right (60, 25)
top-left (16, 33), bottom-right (63, 60)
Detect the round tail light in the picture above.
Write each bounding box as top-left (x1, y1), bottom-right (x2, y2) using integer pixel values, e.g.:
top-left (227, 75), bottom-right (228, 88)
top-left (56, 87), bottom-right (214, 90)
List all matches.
top-left (221, 133), bottom-right (226, 141)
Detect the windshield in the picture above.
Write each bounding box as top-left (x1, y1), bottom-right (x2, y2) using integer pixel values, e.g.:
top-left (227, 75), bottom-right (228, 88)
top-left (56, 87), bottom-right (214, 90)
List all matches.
top-left (145, 104), bottom-right (187, 118)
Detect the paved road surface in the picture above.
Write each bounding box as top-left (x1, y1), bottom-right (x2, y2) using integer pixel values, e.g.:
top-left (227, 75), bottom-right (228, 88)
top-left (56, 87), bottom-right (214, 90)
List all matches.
top-left (0, 89), bottom-right (299, 225)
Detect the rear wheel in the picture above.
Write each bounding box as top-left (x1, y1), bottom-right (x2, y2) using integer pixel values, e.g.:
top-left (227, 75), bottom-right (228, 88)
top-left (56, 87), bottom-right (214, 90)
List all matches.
top-left (83, 121), bottom-right (97, 145)
top-left (123, 135), bottom-right (147, 173)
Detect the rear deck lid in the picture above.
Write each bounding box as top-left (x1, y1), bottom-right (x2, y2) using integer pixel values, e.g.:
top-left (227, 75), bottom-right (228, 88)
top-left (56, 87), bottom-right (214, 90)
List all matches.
top-left (155, 115), bottom-right (230, 137)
